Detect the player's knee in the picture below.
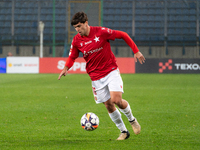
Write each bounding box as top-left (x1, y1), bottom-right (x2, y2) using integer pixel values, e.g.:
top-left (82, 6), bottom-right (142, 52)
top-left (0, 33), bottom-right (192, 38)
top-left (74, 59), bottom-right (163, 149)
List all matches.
top-left (103, 99), bottom-right (116, 113)
top-left (111, 93), bottom-right (122, 106)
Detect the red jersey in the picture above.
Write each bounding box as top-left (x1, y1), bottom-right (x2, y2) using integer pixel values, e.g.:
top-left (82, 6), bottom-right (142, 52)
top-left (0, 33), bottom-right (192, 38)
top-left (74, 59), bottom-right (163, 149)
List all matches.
top-left (68, 26), bottom-right (118, 81)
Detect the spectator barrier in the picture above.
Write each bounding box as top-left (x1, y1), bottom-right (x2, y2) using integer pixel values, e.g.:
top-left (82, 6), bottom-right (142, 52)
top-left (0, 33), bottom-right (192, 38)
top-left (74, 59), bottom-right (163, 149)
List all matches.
top-left (6, 57), bottom-right (39, 73)
top-left (0, 58), bottom-right (6, 73)
top-left (39, 57), bottom-right (135, 74)
top-left (136, 59), bottom-right (200, 73)
top-left (1, 57), bottom-right (199, 74)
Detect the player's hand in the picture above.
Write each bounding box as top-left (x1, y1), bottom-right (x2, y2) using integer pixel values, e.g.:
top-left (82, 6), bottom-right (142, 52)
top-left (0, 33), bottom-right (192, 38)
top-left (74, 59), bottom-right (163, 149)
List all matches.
top-left (58, 66), bottom-right (68, 80)
top-left (134, 52), bottom-right (145, 64)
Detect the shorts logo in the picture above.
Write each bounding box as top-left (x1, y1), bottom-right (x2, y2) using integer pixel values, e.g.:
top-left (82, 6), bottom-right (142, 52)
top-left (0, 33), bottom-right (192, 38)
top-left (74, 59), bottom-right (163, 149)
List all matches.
top-left (159, 59), bottom-right (173, 73)
top-left (92, 87), bottom-right (97, 101)
top-left (92, 87), bottom-right (97, 95)
top-left (94, 96), bottom-right (97, 101)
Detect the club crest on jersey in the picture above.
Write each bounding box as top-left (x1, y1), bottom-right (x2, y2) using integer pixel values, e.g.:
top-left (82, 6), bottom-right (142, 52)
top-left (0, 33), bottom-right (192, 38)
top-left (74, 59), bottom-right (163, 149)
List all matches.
top-left (94, 36), bottom-right (100, 42)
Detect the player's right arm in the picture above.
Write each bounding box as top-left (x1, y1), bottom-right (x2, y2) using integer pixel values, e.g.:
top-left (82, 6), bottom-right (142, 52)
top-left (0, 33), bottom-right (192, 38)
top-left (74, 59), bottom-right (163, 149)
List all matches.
top-left (58, 40), bottom-right (79, 80)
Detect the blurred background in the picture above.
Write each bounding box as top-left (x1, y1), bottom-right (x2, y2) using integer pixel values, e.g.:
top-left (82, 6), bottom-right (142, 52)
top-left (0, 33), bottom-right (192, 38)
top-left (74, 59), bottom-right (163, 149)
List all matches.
top-left (0, 0), bottom-right (199, 58)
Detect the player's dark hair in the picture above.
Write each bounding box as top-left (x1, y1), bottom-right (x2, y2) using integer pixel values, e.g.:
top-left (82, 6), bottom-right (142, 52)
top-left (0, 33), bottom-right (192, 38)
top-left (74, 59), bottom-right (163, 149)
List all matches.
top-left (71, 12), bottom-right (88, 26)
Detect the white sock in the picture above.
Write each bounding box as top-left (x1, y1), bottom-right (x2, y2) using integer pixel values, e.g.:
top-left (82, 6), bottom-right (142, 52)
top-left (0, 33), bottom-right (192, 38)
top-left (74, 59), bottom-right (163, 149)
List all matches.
top-left (119, 103), bottom-right (135, 121)
top-left (109, 109), bottom-right (127, 132)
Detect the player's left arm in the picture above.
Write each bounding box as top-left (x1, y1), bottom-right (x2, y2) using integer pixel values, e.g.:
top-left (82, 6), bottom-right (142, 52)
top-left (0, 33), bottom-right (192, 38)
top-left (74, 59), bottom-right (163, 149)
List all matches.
top-left (115, 30), bottom-right (145, 64)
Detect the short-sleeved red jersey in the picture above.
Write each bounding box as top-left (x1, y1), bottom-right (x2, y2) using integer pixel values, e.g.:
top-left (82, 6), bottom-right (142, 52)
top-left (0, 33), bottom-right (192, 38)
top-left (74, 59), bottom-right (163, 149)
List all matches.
top-left (68, 26), bottom-right (118, 81)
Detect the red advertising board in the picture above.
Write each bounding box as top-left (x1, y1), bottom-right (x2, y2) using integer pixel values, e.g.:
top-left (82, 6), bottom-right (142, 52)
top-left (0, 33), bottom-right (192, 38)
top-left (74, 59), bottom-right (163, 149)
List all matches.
top-left (116, 58), bottom-right (135, 73)
top-left (39, 57), bottom-right (135, 74)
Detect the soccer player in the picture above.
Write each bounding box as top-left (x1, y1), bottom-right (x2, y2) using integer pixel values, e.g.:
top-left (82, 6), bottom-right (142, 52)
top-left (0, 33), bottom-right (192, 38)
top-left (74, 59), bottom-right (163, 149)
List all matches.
top-left (58, 12), bottom-right (145, 140)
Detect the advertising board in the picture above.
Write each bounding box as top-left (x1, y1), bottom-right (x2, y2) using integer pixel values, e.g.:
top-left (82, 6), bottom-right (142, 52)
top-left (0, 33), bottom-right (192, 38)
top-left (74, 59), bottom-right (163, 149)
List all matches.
top-left (7, 57), bottom-right (39, 73)
top-left (136, 59), bottom-right (200, 73)
top-left (39, 57), bottom-right (135, 74)
top-left (0, 58), bottom-right (6, 73)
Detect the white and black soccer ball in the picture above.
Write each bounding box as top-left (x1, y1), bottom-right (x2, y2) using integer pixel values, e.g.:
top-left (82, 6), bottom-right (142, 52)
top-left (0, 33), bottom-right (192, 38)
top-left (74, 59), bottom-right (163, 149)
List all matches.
top-left (80, 112), bottom-right (99, 131)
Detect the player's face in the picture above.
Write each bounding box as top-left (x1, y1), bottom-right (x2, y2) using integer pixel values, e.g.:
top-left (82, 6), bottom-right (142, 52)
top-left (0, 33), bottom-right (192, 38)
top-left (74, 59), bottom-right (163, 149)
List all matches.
top-left (73, 22), bottom-right (89, 36)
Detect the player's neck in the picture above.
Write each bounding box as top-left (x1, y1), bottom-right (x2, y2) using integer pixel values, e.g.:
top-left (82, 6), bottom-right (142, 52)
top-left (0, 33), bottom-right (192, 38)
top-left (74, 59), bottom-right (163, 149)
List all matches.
top-left (84, 25), bottom-right (90, 37)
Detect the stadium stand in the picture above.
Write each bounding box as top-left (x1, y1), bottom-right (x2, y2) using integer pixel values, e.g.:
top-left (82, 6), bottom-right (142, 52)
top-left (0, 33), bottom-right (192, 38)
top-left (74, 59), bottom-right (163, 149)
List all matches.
top-left (0, 0), bottom-right (199, 57)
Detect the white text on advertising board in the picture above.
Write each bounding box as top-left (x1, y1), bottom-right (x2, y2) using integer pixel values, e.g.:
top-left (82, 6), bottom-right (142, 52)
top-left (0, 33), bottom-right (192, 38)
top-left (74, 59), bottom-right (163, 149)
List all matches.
top-left (174, 63), bottom-right (200, 70)
top-left (57, 60), bottom-right (86, 71)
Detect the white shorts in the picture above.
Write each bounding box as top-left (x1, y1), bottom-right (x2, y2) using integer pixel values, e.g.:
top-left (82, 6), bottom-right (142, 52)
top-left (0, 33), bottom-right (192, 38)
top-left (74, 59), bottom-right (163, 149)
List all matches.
top-left (92, 69), bottom-right (124, 104)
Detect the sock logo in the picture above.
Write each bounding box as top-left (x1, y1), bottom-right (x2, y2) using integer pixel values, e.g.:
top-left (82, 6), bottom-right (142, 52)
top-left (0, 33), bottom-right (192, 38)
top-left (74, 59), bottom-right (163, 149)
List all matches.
top-left (159, 59), bottom-right (173, 73)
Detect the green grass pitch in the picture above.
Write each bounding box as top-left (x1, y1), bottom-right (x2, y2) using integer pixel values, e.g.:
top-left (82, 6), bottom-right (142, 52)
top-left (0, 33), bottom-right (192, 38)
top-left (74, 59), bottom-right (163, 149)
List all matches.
top-left (0, 73), bottom-right (199, 150)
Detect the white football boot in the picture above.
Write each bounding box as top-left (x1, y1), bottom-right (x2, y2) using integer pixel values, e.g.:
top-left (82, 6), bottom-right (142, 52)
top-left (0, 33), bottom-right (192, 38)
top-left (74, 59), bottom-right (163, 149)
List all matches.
top-left (129, 118), bottom-right (141, 134)
top-left (116, 130), bottom-right (130, 140)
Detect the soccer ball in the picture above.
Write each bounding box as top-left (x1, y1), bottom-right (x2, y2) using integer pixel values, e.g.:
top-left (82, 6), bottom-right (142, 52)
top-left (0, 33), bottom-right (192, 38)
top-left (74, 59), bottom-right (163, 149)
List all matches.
top-left (80, 112), bottom-right (99, 131)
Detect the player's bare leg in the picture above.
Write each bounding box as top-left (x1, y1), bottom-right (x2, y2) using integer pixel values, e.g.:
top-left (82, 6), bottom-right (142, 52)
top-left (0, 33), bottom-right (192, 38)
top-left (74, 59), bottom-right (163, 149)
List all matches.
top-left (110, 91), bottom-right (141, 135)
top-left (103, 99), bottom-right (130, 140)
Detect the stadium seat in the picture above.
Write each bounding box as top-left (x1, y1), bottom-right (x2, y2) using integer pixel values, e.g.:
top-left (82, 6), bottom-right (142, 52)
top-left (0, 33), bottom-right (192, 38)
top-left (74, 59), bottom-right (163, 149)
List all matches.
top-left (189, 15), bottom-right (196, 21)
top-left (155, 15), bottom-right (162, 21)
top-left (0, 0), bottom-right (198, 45)
top-left (15, 28), bottom-right (23, 34)
top-left (190, 9), bottom-right (196, 15)
top-left (45, 21), bottom-right (52, 27)
top-left (4, 21), bottom-right (11, 27)
top-left (5, 15), bottom-right (11, 21)
top-left (1, 35), bottom-right (12, 40)
top-left (176, 9), bottom-right (182, 14)
top-left (3, 28), bottom-right (10, 34)
top-left (0, 22), bottom-right (4, 27)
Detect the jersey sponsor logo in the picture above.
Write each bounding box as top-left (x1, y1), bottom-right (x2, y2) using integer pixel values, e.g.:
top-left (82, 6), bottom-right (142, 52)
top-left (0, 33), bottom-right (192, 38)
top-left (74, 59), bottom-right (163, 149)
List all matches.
top-left (85, 40), bottom-right (92, 45)
top-left (83, 47), bottom-right (103, 57)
